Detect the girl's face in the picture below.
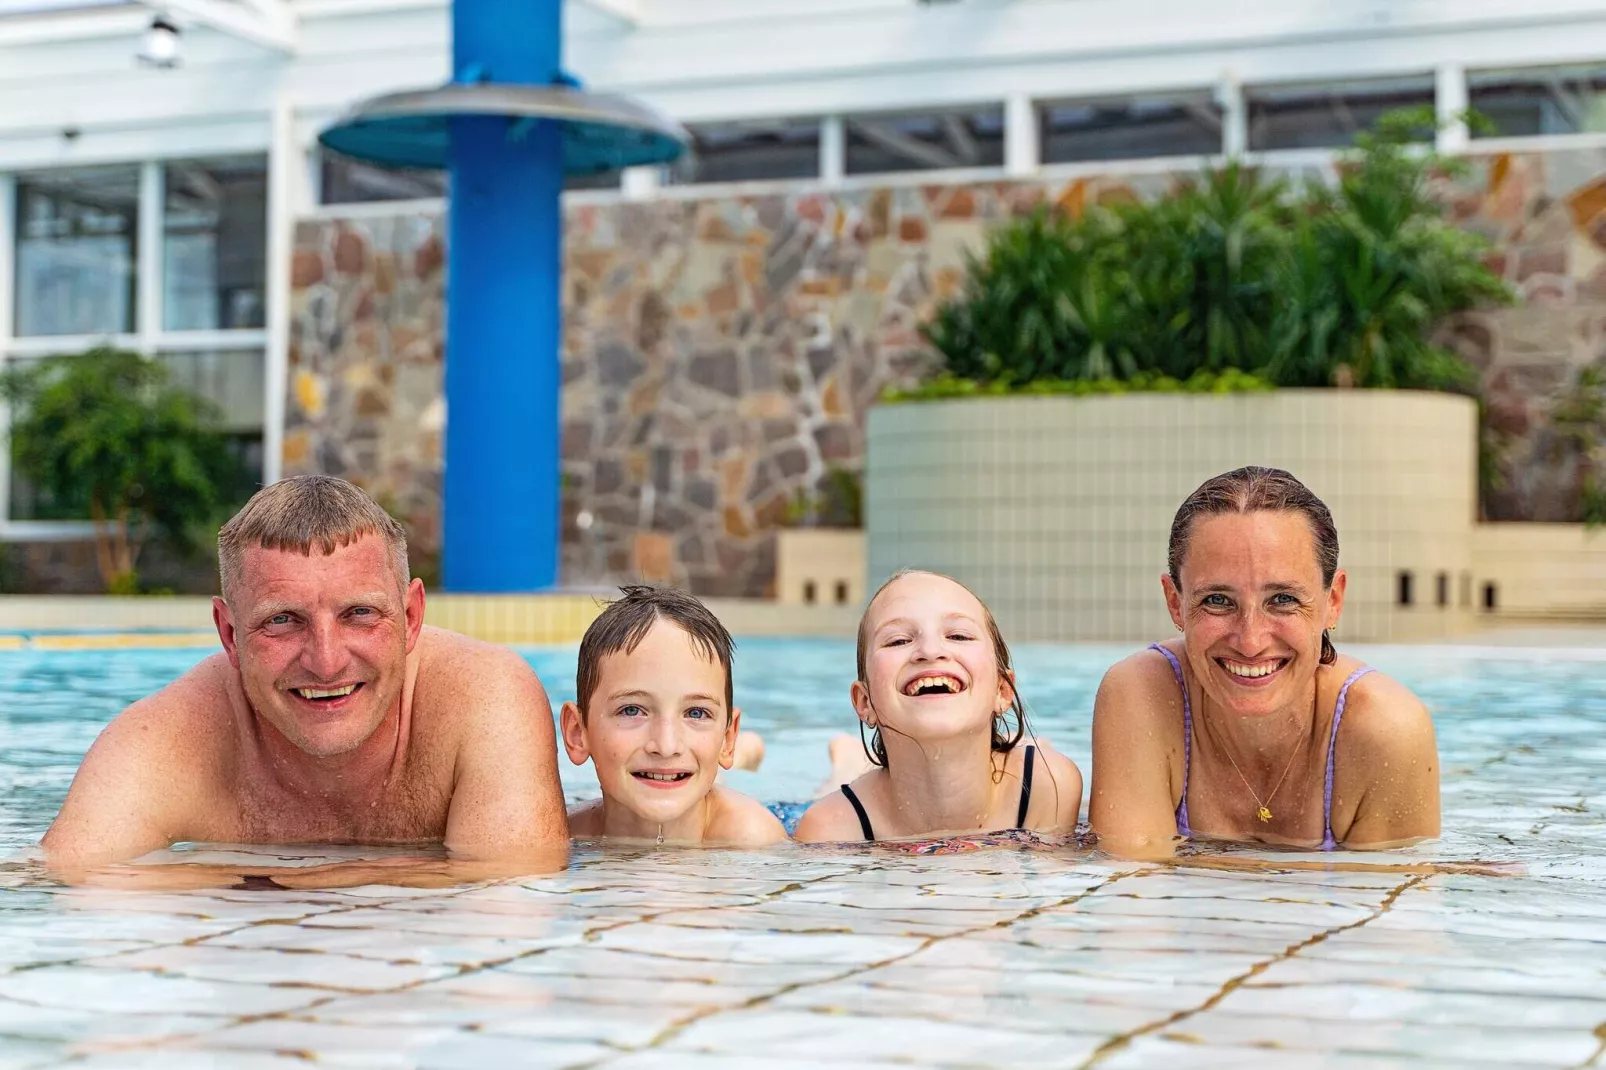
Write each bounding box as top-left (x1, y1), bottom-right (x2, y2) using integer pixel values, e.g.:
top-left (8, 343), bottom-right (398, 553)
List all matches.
top-left (853, 573), bottom-right (1014, 751)
top-left (1162, 510), bottom-right (1346, 718)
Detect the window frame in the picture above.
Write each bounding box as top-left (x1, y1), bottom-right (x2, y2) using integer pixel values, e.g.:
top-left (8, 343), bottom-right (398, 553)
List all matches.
top-left (0, 157), bottom-right (270, 537)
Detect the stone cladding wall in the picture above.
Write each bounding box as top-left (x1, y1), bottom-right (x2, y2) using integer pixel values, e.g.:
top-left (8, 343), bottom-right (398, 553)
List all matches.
top-left (286, 148), bottom-right (1606, 596)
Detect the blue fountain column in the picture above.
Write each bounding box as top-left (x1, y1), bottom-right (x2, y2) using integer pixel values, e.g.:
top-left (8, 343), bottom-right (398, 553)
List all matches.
top-left (442, 0), bottom-right (565, 591)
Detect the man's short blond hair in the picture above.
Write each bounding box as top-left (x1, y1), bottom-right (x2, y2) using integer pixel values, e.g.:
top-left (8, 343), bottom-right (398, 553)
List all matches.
top-left (217, 475), bottom-right (410, 603)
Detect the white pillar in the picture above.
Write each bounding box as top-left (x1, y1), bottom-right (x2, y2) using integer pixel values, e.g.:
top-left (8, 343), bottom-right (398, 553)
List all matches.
top-left (263, 96), bottom-right (295, 486)
top-left (1217, 74), bottom-right (1247, 158)
top-left (1005, 92), bottom-right (1039, 177)
top-left (0, 174), bottom-right (14, 527)
top-left (621, 165), bottom-right (661, 200)
top-left (1437, 63), bottom-right (1471, 153)
top-left (137, 160), bottom-right (164, 350)
top-left (820, 115), bottom-right (846, 187)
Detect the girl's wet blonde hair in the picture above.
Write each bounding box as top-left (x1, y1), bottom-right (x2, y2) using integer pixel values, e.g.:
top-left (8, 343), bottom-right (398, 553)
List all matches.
top-left (854, 568), bottom-right (1029, 769)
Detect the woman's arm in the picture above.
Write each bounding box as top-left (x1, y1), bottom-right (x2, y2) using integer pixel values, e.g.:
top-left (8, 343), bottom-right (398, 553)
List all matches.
top-left (1089, 651), bottom-right (1188, 860)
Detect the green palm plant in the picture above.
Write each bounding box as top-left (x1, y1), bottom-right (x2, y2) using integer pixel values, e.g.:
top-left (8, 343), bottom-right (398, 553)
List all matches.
top-left (921, 108), bottom-right (1510, 396)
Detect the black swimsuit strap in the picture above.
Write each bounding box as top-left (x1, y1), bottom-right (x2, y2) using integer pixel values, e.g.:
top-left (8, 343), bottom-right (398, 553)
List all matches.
top-left (1015, 745), bottom-right (1037, 830)
top-left (840, 783), bottom-right (875, 841)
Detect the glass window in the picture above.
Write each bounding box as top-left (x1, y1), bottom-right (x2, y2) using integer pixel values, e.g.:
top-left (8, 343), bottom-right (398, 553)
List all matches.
top-left (1247, 77), bottom-right (1435, 151)
top-left (846, 105), bottom-right (1005, 176)
top-left (1041, 93), bottom-right (1222, 163)
top-left (163, 157), bottom-right (268, 331)
top-left (320, 154), bottom-right (448, 205)
top-left (672, 118), bottom-right (821, 184)
top-left (13, 166), bottom-right (139, 337)
top-left (156, 349), bottom-right (265, 431)
top-left (1470, 64), bottom-right (1606, 139)
top-left (6, 350), bottom-right (265, 521)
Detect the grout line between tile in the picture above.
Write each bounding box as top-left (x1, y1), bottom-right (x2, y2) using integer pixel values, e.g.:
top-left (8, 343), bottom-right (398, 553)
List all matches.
top-left (581, 867), bottom-right (1153, 1066)
top-left (1075, 873), bottom-right (1432, 1068)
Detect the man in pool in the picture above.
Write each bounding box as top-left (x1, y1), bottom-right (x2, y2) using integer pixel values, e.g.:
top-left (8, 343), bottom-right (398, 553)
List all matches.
top-left (41, 475), bottom-right (570, 883)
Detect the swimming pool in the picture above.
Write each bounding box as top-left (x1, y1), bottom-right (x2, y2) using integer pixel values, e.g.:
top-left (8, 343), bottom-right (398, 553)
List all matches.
top-left (1, 639), bottom-right (1603, 1067)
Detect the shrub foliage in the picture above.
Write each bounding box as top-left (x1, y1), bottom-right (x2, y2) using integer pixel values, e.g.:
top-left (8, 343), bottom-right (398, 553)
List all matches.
top-left (922, 109), bottom-right (1512, 394)
top-left (1, 347), bottom-right (247, 593)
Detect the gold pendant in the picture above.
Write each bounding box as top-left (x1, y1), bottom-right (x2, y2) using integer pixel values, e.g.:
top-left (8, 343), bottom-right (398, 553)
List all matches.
top-left (1256, 806), bottom-right (1273, 823)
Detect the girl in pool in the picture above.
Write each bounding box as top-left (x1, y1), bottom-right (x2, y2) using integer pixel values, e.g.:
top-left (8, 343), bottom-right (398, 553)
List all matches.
top-left (794, 569), bottom-right (1082, 842)
top-left (1090, 466), bottom-right (1441, 859)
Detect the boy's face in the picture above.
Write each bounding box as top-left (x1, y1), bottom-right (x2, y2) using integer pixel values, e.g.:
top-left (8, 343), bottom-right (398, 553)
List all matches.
top-left (560, 619), bottom-right (740, 829)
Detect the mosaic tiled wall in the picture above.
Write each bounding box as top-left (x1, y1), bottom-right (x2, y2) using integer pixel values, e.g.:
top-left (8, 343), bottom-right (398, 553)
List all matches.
top-left (287, 147), bottom-right (1606, 596)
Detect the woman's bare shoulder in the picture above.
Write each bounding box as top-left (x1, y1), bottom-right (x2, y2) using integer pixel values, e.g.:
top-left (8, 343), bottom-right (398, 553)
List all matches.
top-left (1093, 643), bottom-right (1187, 729)
top-left (1335, 667), bottom-right (1435, 755)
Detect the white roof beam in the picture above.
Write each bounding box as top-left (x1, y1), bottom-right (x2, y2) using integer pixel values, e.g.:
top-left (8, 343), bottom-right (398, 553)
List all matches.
top-left (573, 0), bottom-right (640, 27)
top-left (849, 118), bottom-right (962, 170)
top-left (155, 0), bottom-right (298, 54)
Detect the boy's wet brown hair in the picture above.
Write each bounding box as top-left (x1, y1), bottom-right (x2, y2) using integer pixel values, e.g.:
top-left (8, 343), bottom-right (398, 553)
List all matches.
top-left (855, 568), bottom-right (1028, 769)
top-left (1167, 465), bottom-right (1341, 665)
top-left (575, 585), bottom-right (736, 719)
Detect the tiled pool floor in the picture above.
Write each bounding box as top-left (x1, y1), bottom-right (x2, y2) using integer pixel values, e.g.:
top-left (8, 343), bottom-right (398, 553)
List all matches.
top-left (2, 842), bottom-right (1604, 1070)
top-left (3, 642), bottom-right (1604, 1068)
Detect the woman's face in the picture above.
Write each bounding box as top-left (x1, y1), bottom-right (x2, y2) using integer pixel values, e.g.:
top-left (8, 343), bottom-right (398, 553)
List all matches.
top-left (853, 573), bottom-right (1013, 752)
top-left (1163, 511), bottom-right (1346, 717)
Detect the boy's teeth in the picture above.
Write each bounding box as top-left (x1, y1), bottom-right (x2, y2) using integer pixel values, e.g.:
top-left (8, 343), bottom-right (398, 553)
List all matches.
top-left (296, 684), bottom-right (357, 699)
top-left (636, 771), bottom-right (689, 782)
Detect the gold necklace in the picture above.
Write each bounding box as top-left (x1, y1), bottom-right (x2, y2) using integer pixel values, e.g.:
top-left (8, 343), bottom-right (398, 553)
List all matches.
top-left (1221, 739), bottom-right (1303, 823)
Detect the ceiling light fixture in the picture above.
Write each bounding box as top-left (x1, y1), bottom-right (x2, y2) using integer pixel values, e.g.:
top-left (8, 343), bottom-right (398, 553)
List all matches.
top-left (137, 14), bottom-right (182, 69)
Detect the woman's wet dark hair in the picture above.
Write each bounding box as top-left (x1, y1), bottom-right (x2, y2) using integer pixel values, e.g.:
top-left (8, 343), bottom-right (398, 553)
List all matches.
top-left (1167, 466), bottom-right (1341, 665)
top-left (855, 569), bottom-right (1029, 769)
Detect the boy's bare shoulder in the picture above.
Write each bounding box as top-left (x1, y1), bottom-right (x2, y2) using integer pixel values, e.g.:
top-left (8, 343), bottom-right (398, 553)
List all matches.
top-left (706, 787), bottom-right (788, 846)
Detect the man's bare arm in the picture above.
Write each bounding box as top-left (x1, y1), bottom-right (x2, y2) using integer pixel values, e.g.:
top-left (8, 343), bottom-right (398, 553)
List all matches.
top-left (441, 643), bottom-right (570, 866)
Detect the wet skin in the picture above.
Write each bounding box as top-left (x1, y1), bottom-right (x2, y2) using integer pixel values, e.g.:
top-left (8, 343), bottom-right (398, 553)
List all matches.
top-left (560, 619), bottom-right (787, 847)
top-left (1090, 511), bottom-right (1441, 859)
top-left (795, 572), bottom-right (1082, 842)
top-left (41, 535), bottom-right (570, 884)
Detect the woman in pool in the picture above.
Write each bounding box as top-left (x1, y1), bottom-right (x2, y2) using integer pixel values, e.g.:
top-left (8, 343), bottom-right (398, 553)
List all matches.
top-left (795, 570), bottom-right (1082, 842)
top-left (1090, 466), bottom-right (1440, 858)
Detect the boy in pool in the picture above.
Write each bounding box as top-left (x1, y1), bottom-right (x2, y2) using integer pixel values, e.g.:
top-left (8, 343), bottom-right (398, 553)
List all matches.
top-left (559, 585), bottom-right (789, 846)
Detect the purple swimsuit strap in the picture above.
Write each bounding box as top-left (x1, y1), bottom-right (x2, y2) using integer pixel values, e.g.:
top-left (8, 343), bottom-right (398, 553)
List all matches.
top-left (1323, 667), bottom-right (1376, 850)
top-left (1148, 644), bottom-right (1193, 837)
top-left (1151, 644), bottom-right (1375, 851)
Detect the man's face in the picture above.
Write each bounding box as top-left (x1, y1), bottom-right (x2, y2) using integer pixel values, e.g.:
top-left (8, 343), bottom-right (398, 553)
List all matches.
top-left (213, 535), bottom-right (424, 758)
top-left (560, 620), bottom-right (739, 829)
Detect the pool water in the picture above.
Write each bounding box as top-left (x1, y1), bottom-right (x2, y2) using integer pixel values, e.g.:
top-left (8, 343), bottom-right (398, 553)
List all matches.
top-left (1, 639), bottom-right (1604, 1067)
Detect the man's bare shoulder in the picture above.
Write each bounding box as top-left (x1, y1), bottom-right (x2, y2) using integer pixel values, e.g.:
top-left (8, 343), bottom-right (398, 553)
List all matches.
top-left (42, 653), bottom-right (238, 865)
top-left (111, 652), bottom-right (239, 756)
top-left (412, 627), bottom-right (551, 724)
top-left (706, 787), bottom-right (788, 846)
